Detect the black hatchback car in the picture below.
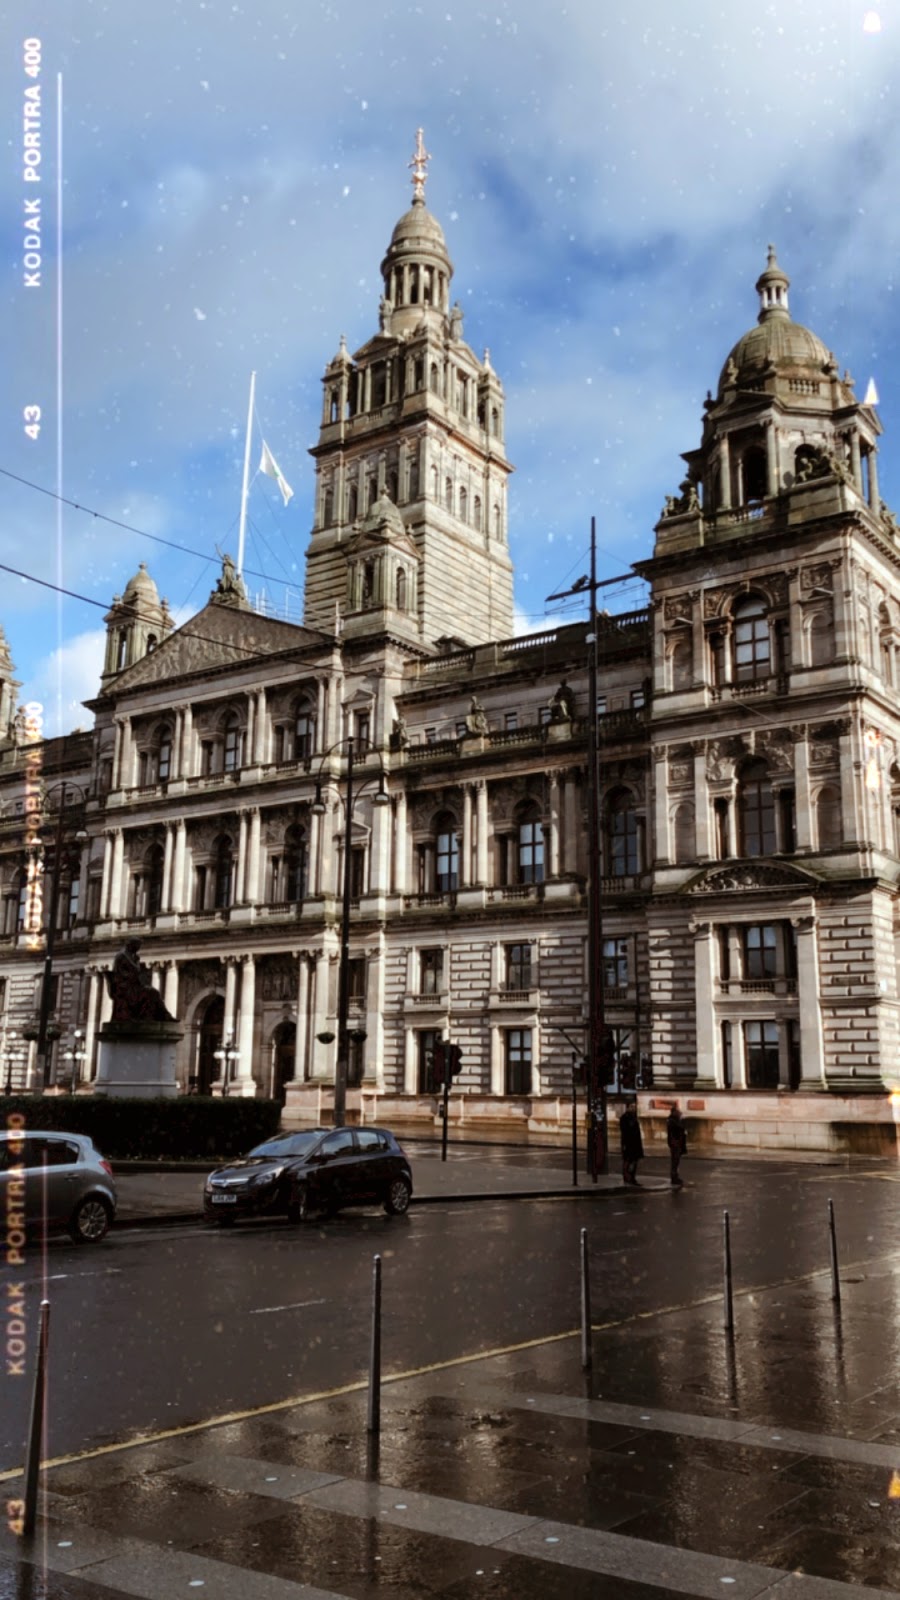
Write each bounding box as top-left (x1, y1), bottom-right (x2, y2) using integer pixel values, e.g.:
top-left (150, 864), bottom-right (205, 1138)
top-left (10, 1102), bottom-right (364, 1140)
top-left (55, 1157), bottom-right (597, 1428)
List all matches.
top-left (203, 1127), bottom-right (413, 1225)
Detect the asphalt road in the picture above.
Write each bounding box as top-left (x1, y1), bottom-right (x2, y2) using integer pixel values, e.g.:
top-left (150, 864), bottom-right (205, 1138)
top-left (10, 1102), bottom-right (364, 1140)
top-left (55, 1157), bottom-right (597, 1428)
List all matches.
top-left (2, 1155), bottom-right (899, 1471)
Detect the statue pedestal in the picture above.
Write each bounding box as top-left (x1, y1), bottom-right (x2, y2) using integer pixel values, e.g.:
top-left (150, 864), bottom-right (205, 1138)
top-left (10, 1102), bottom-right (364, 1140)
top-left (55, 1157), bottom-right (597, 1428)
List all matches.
top-left (94, 1021), bottom-right (183, 1099)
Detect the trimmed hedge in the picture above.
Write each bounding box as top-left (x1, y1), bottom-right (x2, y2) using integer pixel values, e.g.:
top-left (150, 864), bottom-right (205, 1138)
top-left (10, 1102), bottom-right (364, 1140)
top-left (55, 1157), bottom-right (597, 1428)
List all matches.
top-left (0, 1095), bottom-right (282, 1160)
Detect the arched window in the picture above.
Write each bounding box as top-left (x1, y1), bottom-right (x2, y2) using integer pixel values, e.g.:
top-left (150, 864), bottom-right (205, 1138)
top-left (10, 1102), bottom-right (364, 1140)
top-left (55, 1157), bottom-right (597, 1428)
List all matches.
top-left (607, 790), bottom-right (640, 877)
top-left (223, 713), bottom-right (242, 773)
top-left (213, 835), bottom-right (234, 909)
top-left (673, 802), bottom-right (694, 865)
top-left (413, 358), bottom-right (424, 391)
top-left (444, 477), bottom-right (454, 513)
top-left (671, 637), bottom-right (692, 691)
top-left (491, 406), bottom-right (500, 437)
top-left (430, 362), bottom-right (440, 393)
top-left (473, 495), bottom-right (482, 531)
top-left (146, 634), bottom-right (158, 653)
top-left (493, 503), bottom-right (502, 539)
top-left (295, 704), bottom-right (316, 760)
top-left (732, 595), bottom-right (771, 683)
top-left (146, 843), bottom-right (165, 918)
top-left (739, 759), bottom-right (775, 856)
top-left (284, 823), bottom-right (308, 902)
top-left (387, 469), bottom-right (398, 503)
top-left (808, 610), bottom-right (833, 668)
top-left (742, 445), bottom-right (767, 503)
top-left (516, 805), bottom-right (545, 885)
top-left (408, 458), bottom-right (419, 500)
top-left (816, 785), bottom-right (842, 850)
top-left (396, 567), bottom-right (407, 612)
top-left (116, 630), bottom-right (128, 670)
top-left (329, 388), bottom-right (339, 423)
top-left (322, 484), bottom-right (334, 525)
top-left (459, 486), bottom-right (468, 525)
top-left (348, 483), bottom-right (358, 522)
top-left (435, 813), bottom-right (459, 893)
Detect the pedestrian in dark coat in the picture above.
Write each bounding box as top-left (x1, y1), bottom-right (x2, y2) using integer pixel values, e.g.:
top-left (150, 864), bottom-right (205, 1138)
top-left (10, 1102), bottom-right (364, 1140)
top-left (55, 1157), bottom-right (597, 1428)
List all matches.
top-left (667, 1103), bottom-right (687, 1186)
top-left (619, 1103), bottom-right (644, 1186)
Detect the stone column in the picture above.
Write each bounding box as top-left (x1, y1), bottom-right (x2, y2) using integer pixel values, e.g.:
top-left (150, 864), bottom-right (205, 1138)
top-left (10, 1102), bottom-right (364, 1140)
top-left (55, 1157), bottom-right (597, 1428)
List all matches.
top-left (99, 832), bottom-right (113, 919)
top-left (316, 679), bottom-right (326, 752)
top-left (793, 732), bottom-right (812, 850)
top-left (246, 694), bottom-right (255, 769)
top-left (850, 430), bottom-right (862, 492)
top-left (293, 954), bottom-right (310, 1082)
top-left (462, 785), bottom-right (473, 886)
top-left (475, 781), bottom-right (489, 885)
top-left (788, 567), bottom-right (804, 670)
top-left (309, 807), bottom-right (322, 895)
top-left (221, 959), bottom-right (238, 1078)
top-left (161, 823), bottom-right (175, 912)
top-left (655, 750), bottom-right (670, 865)
top-left (180, 704), bottom-right (194, 777)
top-left (112, 721), bottom-right (123, 790)
top-left (312, 950), bottom-right (331, 1079)
top-left (393, 792), bottom-right (407, 894)
top-left (368, 934), bottom-right (386, 1090)
top-left (548, 773), bottom-right (561, 877)
top-left (172, 820), bottom-right (187, 913)
top-left (868, 447), bottom-right (880, 514)
top-left (765, 418), bottom-right (778, 497)
top-left (692, 921), bottom-right (717, 1086)
top-left (693, 747), bottom-right (711, 860)
top-left (490, 1023), bottom-right (504, 1096)
top-left (838, 720), bottom-right (856, 848)
top-left (368, 796), bottom-right (388, 896)
top-left (236, 811), bottom-right (248, 903)
top-left (109, 830), bottom-right (125, 919)
top-left (83, 971), bottom-right (101, 1081)
top-left (794, 916), bottom-right (825, 1085)
top-left (719, 434), bottom-right (732, 510)
top-left (403, 1028), bottom-right (417, 1094)
top-left (234, 956), bottom-right (256, 1094)
top-left (245, 807), bottom-right (261, 905)
top-left (254, 689), bottom-right (267, 764)
top-left (163, 960), bottom-right (179, 1022)
top-left (563, 771), bottom-right (580, 874)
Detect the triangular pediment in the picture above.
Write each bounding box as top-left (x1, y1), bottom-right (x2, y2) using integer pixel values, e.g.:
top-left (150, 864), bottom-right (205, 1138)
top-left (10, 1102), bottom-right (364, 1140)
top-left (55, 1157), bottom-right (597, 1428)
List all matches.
top-left (685, 860), bottom-right (822, 895)
top-left (95, 604), bottom-right (331, 697)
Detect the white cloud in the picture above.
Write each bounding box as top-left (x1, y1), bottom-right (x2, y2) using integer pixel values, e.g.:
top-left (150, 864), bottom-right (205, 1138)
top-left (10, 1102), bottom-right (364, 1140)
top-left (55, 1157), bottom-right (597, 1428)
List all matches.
top-left (22, 631), bottom-right (106, 740)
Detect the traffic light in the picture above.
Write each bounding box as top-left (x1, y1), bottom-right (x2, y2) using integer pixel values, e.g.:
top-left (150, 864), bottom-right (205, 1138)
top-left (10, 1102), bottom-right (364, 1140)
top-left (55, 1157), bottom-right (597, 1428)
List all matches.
top-left (432, 1040), bottom-right (446, 1089)
top-left (447, 1043), bottom-right (463, 1079)
top-left (598, 1028), bottom-right (616, 1084)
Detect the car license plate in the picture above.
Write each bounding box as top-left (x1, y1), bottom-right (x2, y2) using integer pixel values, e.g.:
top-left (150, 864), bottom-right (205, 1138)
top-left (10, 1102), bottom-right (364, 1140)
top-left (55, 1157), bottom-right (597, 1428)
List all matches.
top-left (212, 1194), bottom-right (238, 1204)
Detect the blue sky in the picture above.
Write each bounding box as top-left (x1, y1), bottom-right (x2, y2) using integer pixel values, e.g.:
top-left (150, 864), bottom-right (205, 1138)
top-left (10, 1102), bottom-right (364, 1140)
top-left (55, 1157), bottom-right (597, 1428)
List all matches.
top-left (3, 0), bottom-right (899, 734)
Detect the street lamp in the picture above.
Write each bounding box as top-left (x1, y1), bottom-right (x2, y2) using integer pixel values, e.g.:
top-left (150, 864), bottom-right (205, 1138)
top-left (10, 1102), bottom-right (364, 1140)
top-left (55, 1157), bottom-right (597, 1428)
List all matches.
top-left (60, 1029), bottom-right (86, 1094)
top-left (213, 1031), bottom-right (240, 1095)
top-left (32, 782), bottom-right (89, 1092)
top-left (310, 735), bottom-right (390, 1128)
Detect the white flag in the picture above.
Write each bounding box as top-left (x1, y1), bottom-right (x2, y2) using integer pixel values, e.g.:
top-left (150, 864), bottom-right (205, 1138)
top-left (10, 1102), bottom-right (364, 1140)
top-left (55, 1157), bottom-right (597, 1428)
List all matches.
top-left (259, 440), bottom-right (294, 506)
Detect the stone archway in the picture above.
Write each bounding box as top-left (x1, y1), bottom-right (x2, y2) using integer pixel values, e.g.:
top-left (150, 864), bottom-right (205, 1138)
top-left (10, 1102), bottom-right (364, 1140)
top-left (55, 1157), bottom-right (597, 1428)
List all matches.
top-left (196, 994), bottom-right (224, 1094)
top-left (271, 1021), bottom-right (296, 1104)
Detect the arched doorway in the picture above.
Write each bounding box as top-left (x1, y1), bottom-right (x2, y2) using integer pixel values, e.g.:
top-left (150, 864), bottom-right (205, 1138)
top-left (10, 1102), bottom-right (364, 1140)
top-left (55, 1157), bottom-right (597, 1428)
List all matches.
top-left (196, 994), bottom-right (224, 1094)
top-left (272, 1021), bottom-right (296, 1104)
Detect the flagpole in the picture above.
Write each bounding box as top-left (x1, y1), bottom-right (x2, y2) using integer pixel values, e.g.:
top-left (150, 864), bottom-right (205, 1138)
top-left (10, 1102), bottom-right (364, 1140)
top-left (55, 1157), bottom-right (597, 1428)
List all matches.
top-left (237, 369), bottom-right (256, 577)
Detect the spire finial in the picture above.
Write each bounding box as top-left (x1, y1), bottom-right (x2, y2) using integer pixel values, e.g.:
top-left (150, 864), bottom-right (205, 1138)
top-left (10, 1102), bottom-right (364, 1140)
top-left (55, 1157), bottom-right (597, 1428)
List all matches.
top-left (408, 127), bottom-right (431, 206)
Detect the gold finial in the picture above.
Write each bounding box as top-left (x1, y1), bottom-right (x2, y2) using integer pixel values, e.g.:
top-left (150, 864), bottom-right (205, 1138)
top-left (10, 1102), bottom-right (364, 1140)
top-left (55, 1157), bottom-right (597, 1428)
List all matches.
top-left (408, 127), bottom-right (431, 205)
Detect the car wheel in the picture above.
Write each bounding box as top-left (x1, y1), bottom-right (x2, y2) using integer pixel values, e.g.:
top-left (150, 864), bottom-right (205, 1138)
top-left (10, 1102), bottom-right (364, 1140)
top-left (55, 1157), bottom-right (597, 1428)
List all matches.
top-left (68, 1196), bottom-right (111, 1244)
top-left (384, 1177), bottom-right (411, 1216)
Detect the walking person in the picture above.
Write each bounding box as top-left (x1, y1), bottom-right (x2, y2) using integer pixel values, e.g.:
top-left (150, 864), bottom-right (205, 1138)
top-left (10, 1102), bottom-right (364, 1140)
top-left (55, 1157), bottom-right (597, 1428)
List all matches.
top-left (667, 1102), bottom-right (687, 1186)
top-left (619, 1101), bottom-right (644, 1186)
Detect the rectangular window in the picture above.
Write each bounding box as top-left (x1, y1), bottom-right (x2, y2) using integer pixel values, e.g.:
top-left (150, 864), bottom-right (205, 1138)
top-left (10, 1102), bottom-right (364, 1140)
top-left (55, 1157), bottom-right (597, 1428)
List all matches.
top-left (425, 726), bottom-right (437, 745)
top-left (419, 948), bottom-right (443, 995)
top-left (349, 846), bottom-right (366, 901)
top-left (456, 721), bottom-right (468, 738)
top-left (721, 1021), bottom-right (733, 1089)
top-left (417, 1029), bottom-right (440, 1094)
top-left (347, 958), bottom-right (366, 1001)
top-left (194, 865), bottom-right (208, 911)
top-left (631, 689), bottom-right (646, 711)
top-left (505, 943), bottom-right (532, 991)
top-left (296, 713), bottom-right (315, 760)
top-left (505, 712), bottom-right (518, 731)
top-left (596, 695), bottom-right (608, 717)
top-left (355, 711), bottom-right (370, 750)
top-left (602, 937), bottom-right (628, 988)
top-left (504, 1028), bottom-right (532, 1095)
top-left (539, 707), bottom-right (552, 726)
top-left (273, 726), bottom-right (287, 763)
top-left (201, 740), bottom-right (215, 776)
top-left (67, 877), bottom-right (80, 924)
top-left (744, 1020), bottom-right (780, 1088)
top-left (743, 924), bottom-right (777, 979)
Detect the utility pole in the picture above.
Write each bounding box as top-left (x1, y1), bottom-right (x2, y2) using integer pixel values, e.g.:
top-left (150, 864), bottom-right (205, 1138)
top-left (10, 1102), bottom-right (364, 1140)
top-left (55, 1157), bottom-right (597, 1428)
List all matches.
top-left (547, 519), bottom-right (628, 1178)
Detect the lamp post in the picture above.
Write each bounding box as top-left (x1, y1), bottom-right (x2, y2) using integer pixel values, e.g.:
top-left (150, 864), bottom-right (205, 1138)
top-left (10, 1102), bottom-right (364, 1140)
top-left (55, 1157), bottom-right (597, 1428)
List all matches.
top-left (33, 783), bottom-right (88, 1093)
top-left (60, 1028), bottom-right (86, 1094)
top-left (213, 1031), bottom-right (240, 1095)
top-left (311, 736), bottom-right (390, 1128)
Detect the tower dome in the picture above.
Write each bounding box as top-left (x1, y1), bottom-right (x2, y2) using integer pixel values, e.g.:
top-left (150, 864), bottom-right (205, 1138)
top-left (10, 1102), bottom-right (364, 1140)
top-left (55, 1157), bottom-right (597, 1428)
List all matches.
top-left (717, 247), bottom-right (834, 400)
top-left (122, 562), bottom-right (161, 606)
top-left (379, 129), bottom-right (453, 336)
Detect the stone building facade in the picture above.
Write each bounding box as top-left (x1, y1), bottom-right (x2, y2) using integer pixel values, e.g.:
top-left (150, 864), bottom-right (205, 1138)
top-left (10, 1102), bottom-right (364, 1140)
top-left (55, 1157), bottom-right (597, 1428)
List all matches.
top-left (2, 159), bottom-right (900, 1149)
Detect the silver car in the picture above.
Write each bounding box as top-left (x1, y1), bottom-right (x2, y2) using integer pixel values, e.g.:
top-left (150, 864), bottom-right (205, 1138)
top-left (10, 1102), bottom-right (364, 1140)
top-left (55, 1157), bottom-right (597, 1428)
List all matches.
top-left (0, 1130), bottom-right (117, 1244)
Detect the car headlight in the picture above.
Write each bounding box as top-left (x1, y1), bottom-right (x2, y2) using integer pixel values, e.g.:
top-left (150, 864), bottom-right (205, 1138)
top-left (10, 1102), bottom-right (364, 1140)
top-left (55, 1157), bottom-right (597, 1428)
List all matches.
top-left (250, 1166), bottom-right (283, 1186)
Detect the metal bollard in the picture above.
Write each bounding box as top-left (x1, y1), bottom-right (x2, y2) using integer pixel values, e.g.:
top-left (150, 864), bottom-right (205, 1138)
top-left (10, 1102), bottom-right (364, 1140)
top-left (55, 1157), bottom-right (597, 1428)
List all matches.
top-left (828, 1198), bottom-right (841, 1307)
top-left (367, 1254), bottom-right (382, 1435)
top-left (22, 1299), bottom-right (50, 1539)
top-left (723, 1211), bottom-right (734, 1334)
top-left (580, 1227), bottom-right (592, 1372)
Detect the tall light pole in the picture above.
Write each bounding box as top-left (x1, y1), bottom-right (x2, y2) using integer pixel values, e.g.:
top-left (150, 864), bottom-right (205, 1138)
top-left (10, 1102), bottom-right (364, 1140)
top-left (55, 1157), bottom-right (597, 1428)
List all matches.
top-left (311, 737), bottom-right (390, 1128)
top-left (547, 517), bottom-right (622, 1177)
top-left (33, 782), bottom-right (88, 1092)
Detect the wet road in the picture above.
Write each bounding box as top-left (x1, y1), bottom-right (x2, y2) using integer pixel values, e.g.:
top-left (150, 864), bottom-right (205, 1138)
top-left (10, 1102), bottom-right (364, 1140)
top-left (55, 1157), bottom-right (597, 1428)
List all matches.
top-left (2, 1156), bottom-right (898, 1471)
